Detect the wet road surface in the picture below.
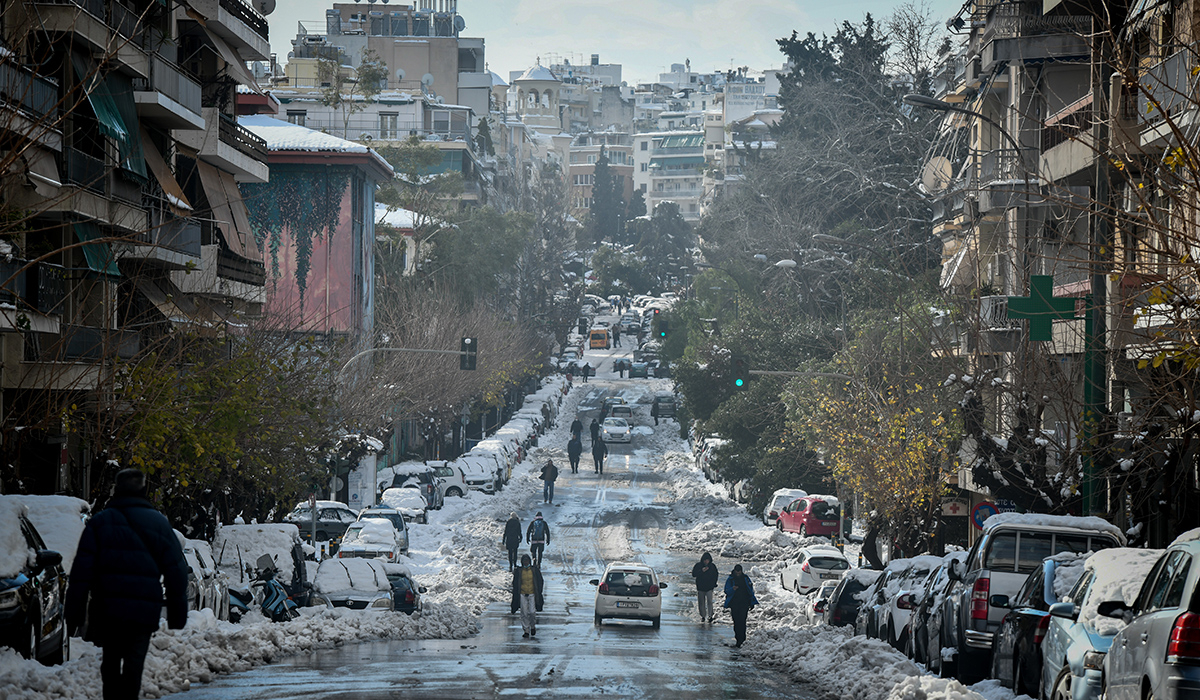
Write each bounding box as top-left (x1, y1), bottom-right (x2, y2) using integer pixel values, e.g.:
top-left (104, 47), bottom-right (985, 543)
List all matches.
top-left (170, 380), bottom-right (816, 698)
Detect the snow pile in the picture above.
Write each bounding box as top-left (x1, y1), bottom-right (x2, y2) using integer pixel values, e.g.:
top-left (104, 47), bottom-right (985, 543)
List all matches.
top-left (0, 603), bottom-right (478, 700)
top-left (666, 520), bottom-right (824, 562)
top-left (0, 498), bottom-right (33, 578)
top-left (212, 524), bottom-right (302, 583)
top-left (313, 559), bottom-right (391, 594)
top-left (1080, 547), bottom-right (1163, 636)
top-left (887, 677), bottom-right (1026, 700)
top-left (1049, 552), bottom-right (1089, 600)
top-left (982, 513), bottom-right (1125, 543)
top-left (5, 495), bottom-right (89, 571)
top-left (344, 518), bottom-right (397, 546)
top-left (744, 623), bottom-right (921, 700)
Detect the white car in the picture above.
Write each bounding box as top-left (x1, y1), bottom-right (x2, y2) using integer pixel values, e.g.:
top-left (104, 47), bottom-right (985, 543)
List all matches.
top-left (381, 488), bottom-right (428, 523)
top-left (355, 505), bottom-right (410, 554)
top-left (763, 488), bottom-right (809, 526)
top-left (337, 518), bottom-right (404, 562)
top-left (780, 545), bottom-right (851, 595)
top-left (590, 561), bottom-right (667, 628)
top-left (310, 558), bottom-right (394, 611)
top-left (176, 531), bottom-right (230, 620)
top-left (601, 417), bottom-right (632, 443)
top-left (804, 580), bottom-right (840, 626)
top-left (428, 460), bottom-right (469, 498)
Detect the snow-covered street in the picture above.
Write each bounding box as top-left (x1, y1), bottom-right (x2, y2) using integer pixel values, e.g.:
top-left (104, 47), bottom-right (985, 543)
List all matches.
top-left (2, 358), bottom-right (1028, 700)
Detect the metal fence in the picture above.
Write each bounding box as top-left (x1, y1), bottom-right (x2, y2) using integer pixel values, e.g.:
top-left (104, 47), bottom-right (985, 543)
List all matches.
top-left (0, 59), bottom-right (59, 121)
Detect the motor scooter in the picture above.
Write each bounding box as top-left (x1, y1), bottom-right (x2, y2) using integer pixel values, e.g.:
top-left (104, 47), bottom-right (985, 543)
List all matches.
top-left (227, 555), bottom-right (300, 623)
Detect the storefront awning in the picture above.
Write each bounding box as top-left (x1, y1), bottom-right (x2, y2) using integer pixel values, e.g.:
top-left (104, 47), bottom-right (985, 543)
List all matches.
top-left (204, 29), bottom-right (265, 96)
top-left (73, 222), bottom-right (120, 278)
top-left (196, 160), bottom-right (260, 262)
top-left (141, 128), bottom-right (192, 217)
top-left (70, 54), bottom-right (128, 144)
top-left (651, 155), bottom-right (705, 167)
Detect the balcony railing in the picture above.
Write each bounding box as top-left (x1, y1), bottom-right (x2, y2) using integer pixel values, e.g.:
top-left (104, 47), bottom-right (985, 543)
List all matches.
top-left (1138, 46), bottom-right (1194, 128)
top-left (218, 113), bottom-right (268, 162)
top-left (28, 324), bottom-right (140, 361)
top-left (29, 262), bottom-right (67, 314)
top-left (109, 1), bottom-right (141, 42)
top-left (216, 247), bottom-right (265, 286)
top-left (137, 54), bottom-right (201, 115)
top-left (1042, 93), bottom-right (1094, 152)
top-left (63, 148), bottom-right (107, 195)
top-left (219, 0), bottom-right (269, 41)
top-left (978, 148), bottom-right (1032, 185)
top-left (0, 59), bottom-right (59, 121)
top-left (143, 197), bottom-right (203, 256)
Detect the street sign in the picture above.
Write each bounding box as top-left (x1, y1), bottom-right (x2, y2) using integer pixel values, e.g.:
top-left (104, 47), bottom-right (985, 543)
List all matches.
top-left (1007, 276), bottom-right (1078, 342)
top-left (996, 499), bottom-right (1018, 513)
top-left (971, 501), bottom-right (999, 530)
top-left (942, 498), bottom-right (969, 516)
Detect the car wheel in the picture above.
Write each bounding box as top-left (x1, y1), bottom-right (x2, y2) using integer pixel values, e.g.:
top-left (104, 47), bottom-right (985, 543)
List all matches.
top-left (447, 487), bottom-right (464, 498)
top-left (776, 520), bottom-right (785, 532)
top-left (1051, 666), bottom-right (1072, 700)
top-left (42, 626), bottom-right (67, 666)
top-left (956, 645), bottom-right (988, 684)
top-left (594, 614), bottom-right (603, 626)
top-left (316, 530), bottom-right (328, 542)
top-left (652, 616), bottom-right (661, 629)
top-left (24, 611), bottom-right (38, 661)
top-left (798, 524), bottom-right (807, 537)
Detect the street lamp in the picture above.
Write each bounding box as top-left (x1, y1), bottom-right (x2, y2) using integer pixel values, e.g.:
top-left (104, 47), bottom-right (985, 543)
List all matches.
top-left (774, 259), bottom-right (798, 269)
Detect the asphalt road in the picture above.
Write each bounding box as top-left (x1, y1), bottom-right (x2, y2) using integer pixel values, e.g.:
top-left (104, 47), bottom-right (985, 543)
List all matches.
top-left (168, 333), bottom-right (816, 699)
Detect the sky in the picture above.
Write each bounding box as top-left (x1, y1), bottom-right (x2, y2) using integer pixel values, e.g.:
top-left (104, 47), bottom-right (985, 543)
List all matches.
top-left (268, 1), bottom-right (965, 85)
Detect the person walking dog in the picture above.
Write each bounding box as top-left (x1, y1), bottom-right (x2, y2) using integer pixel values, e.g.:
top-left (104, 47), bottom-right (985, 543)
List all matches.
top-left (691, 552), bottom-right (719, 624)
top-left (66, 469), bottom-right (189, 700)
top-left (510, 553), bottom-right (544, 637)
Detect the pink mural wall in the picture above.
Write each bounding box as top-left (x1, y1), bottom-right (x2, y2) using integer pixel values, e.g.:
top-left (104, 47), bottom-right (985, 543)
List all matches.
top-left (263, 193), bottom-right (357, 333)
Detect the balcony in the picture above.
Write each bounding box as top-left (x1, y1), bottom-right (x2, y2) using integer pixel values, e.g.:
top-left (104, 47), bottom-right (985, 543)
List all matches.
top-left (133, 55), bottom-right (204, 130)
top-left (175, 108), bottom-right (268, 182)
top-left (25, 324), bottom-right (139, 362)
top-left (170, 244), bottom-right (265, 303)
top-left (186, 0), bottom-right (269, 61)
top-left (0, 59), bottom-right (63, 150)
top-left (1039, 94), bottom-right (1096, 179)
top-left (116, 195), bottom-right (202, 269)
top-left (979, 7), bottom-right (1091, 72)
top-left (62, 147), bottom-right (107, 196)
top-left (1138, 46), bottom-right (1196, 148)
top-left (32, 0), bottom-right (150, 79)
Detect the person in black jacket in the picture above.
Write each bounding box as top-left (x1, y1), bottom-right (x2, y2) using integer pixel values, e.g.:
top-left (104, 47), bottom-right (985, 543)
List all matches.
top-left (591, 438), bottom-right (608, 474)
top-left (570, 416), bottom-right (583, 440)
top-left (502, 512), bottom-right (523, 571)
top-left (690, 552), bottom-right (719, 624)
top-left (567, 435), bottom-right (583, 474)
top-left (589, 418), bottom-right (601, 444)
top-left (66, 469), bottom-right (188, 700)
top-left (510, 553), bottom-right (544, 637)
top-left (526, 512), bottom-right (551, 567)
top-left (539, 460), bottom-right (559, 504)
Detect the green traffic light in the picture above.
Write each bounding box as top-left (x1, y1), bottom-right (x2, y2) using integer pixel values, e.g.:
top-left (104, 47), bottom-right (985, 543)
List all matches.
top-left (735, 378), bottom-right (744, 387)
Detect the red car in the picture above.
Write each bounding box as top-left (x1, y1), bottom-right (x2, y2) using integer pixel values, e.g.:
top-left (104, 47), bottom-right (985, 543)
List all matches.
top-left (777, 496), bottom-right (843, 537)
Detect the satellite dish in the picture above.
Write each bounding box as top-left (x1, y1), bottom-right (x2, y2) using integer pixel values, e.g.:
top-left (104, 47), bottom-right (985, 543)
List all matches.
top-left (421, 73), bottom-right (435, 87)
top-left (255, 0), bottom-right (275, 14)
top-left (453, 15), bottom-right (465, 32)
top-left (396, 68), bottom-right (405, 81)
top-left (921, 155), bottom-right (954, 193)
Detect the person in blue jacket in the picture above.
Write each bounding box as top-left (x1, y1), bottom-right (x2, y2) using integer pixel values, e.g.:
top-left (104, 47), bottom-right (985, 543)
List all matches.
top-left (722, 564), bottom-right (759, 647)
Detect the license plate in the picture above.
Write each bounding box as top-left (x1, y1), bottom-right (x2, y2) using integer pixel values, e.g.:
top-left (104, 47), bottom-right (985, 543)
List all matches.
top-left (822, 573), bottom-right (840, 579)
top-left (616, 601), bottom-right (639, 608)
top-left (822, 522), bottom-right (838, 527)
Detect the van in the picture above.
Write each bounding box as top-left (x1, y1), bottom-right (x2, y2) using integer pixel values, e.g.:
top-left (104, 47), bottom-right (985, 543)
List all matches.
top-left (945, 513), bottom-right (1124, 682)
top-left (589, 328), bottom-right (610, 349)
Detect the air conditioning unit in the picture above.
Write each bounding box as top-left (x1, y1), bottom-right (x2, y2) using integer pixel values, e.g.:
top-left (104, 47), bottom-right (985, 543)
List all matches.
top-left (1117, 411), bottom-right (1134, 433)
top-left (1123, 179), bottom-right (1149, 215)
top-left (980, 295), bottom-right (1011, 329)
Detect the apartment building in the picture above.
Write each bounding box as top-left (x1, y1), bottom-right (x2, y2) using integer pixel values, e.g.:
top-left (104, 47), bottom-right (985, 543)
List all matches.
top-left (566, 131), bottom-right (634, 219)
top-left (0, 0), bottom-right (272, 495)
top-left (632, 131), bottom-right (705, 221)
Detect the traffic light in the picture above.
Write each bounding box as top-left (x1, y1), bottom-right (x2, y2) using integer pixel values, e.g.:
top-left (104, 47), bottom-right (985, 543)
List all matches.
top-left (730, 354), bottom-right (749, 389)
top-left (658, 320), bottom-right (669, 338)
top-left (460, 337), bottom-right (477, 370)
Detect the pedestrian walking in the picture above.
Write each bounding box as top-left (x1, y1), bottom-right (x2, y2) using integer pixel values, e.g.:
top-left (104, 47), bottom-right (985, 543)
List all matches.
top-left (502, 512), bottom-right (523, 571)
top-left (510, 553), bottom-right (545, 638)
top-left (651, 400), bottom-right (660, 426)
top-left (592, 437), bottom-right (608, 474)
top-left (613, 326), bottom-right (622, 347)
top-left (589, 418), bottom-right (601, 444)
top-left (540, 460), bottom-right (559, 504)
top-left (66, 469), bottom-right (189, 700)
top-left (722, 564), bottom-right (759, 647)
top-left (582, 362), bottom-right (591, 382)
top-left (617, 359), bottom-right (626, 379)
top-left (691, 552), bottom-right (719, 624)
top-left (567, 435), bottom-right (583, 474)
top-left (526, 512), bottom-right (551, 567)
top-left (570, 416), bottom-right (583, 440)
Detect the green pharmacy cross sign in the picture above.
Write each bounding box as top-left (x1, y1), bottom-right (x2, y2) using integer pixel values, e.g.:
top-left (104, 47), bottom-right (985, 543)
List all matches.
top-left (1007, 275), bottom-right (1078, 341)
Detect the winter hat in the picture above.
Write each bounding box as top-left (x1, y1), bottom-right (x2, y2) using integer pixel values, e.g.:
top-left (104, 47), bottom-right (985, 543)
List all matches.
top-left (732, 564), bottom-right (744, 574)
top-left (113, 468), bottom-right (147, 498)
top-left (535, 512), bottom-right (543, 519)
top-left (510, 512), bottom-right (517, 519)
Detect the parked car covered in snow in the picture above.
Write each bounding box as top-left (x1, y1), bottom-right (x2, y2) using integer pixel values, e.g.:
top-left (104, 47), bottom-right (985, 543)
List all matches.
top-left (804, 581), bottom-right (840, 626)
top-left (378, 462), bottom-right (444, 510)
top-left (454, 455), bottom-right (499, 494)
top-left (428, 460), bottom-right (469, 499)
top-left (282, 500), bottom-right (359, 542)
top-left (310, 558), bottom-right (393, 611)
top-left (355, 505), bottom-right (409, 554)
top-left (763, 488), bottom-right (809, 527)
top-left (337, 518), bottom-right (404, 562)
top-left (213, 523), bottom-right (313, 609)
top-left (384, 562), bottom-right (425, 615)
top-left (780, 545), bottom-right (850, 595)
top-left (381, 488), bottom-right (428, 524)
top-left (908, 551), bottom-right (967, 672)
top-left (176, 531), bottom-right (230, 620)
top-left (823, 568), bottom-right (881, 629)
top-left (0, 496), bottom-right (69, 664)
top-left (776, 495), bottom-right (846, 538)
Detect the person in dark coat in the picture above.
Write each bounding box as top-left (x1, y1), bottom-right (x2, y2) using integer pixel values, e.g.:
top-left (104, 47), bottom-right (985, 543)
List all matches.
top-left (510, 553), bottom-right (545, 637)
top-left (722, 564), bottom-right (760, 647)
top-left (526, 512), bottom-right (551, 567)
top-left (691, 552), bottom-right (719, 624)
top-left (539, 460), bottom-right (559, 504)
top-left (570, 416), bottom-right (583, 440)
top-left (567, 435), bottom-right (583, 474)
top-left (589, 418), bottom-right (601, 444)
top-left (502, 512), bottom-right (523, 571)
top-left (581, 362), bottom-right (591, 382)
top-left (591, 438), bottom-right (608, 474)
top-left (66, 469), bottom-right (189, 700)
top-left (612, 326), bottom-right (622, 347)
top-left (617, 359), bottom-right (626, 378)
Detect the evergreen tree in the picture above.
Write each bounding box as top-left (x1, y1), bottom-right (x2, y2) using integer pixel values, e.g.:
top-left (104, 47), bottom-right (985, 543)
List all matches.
top-left (588, 148), bottom-right (623, 245)
top-left (638, 202), bottom-right (693, 290)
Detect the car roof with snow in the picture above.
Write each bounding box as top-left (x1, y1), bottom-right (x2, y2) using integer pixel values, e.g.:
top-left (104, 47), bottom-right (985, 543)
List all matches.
top-left (0, 494), bottom-right (90, 572)
top-left (604, 561), bottom-right (656, 573)
top-left (801, 545), bottom-right (848, 558)
top-left (314, 558), bottom-right (391, 594)
top-left (981, 512), bottom-right (1126, 544)
top-left (385, 462), bottom-right (436, 476)
top-left (381, 488), bottom-right (427, 508)
top-left (213, 523), bottom-right (303, 581)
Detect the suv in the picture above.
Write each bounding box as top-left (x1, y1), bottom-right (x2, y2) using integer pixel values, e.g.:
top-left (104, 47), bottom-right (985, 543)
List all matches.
top-left (283, 500), bottom-right (359, 542)
top-left (1101, 530), bottom-right (1200, 700)
top-left (945, 513), bottom-right (1124, 683)
top-left (381, 463), bottom-right (445, 510)
top-left (0, 498), bottom-right (68, 664)
top-left (428, 460), bottom-right (468, 498)
top-left (356, 505), bottom-right (410, 554)
top-left (590, 561), bottom-right (667, 628)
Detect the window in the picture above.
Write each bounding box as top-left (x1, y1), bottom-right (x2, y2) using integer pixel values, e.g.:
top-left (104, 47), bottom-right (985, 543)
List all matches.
top-left (984, 533), bottom-right (1017, 571)
top-left (286, 110), bottom-right (306, 127)
top-left (1164, 554), bottom-right (1192, 608)
top-left (641, 163), bottom-right (648, 172)
top-left (432, 110), bottom-right (450, 133)
top-left (1148, 551), bottom-right (1187, 610)
top-left (1017, 532), bottom-right (1053, 572)
top-left (379, 113), bottom-right (398, 140)
top-left (641, 141), bottom-right (648, 151)
top-left (1053, 535), bottom-right (1092, 555)
top-left (640, 184), bottom-right (647, 193)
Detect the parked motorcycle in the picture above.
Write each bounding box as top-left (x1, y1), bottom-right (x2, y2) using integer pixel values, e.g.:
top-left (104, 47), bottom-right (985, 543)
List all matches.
top-left (227, 554), bottom-right (301, 623)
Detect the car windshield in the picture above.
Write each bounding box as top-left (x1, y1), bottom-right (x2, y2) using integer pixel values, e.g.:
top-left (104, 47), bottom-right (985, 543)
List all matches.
top-left (810, 557), bottom-right (850, 571)
top-left (605, 570), bottom-right (653, 595)
top-left (361, 511), bottom-right (405, 531)
top-left (772, 494), bottom-right (799, 510)
top-left (604, 419), bottom-right (628, 428)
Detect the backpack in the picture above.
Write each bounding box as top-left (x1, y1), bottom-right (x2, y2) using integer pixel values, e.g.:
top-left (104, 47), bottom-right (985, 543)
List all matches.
top-left (531, 519), bottom-right (546, 541)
